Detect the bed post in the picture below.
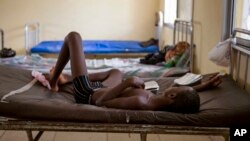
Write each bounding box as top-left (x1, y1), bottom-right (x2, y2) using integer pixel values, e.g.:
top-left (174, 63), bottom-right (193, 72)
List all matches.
top-left (26, 130), bottom-right (34, 141)
top-left (140, 133), bottom-right (147, 141)
top-left (24, 22), bottom-right (40, 55)
top-left (223, 134), bottom-right (230, 141)
top-left (26, 130), bottom-right (44, 141)
top-left (173, 19), bottom-right (194, 72)
top-left (0, 28), bottom-right (4, 50)
top-left (230, 28), bottom-right (250, 88)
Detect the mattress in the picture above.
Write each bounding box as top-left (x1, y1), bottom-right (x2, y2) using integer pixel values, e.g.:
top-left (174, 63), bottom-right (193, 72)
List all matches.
top-left (0, 55), bottom-right (187, 78)
top-left (0, 65), bottom-right (250, 127)
top-left (30, 40), bottom-right (159, 54)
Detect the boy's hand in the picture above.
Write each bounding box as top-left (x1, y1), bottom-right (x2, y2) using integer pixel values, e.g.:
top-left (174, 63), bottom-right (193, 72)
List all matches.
top-left (203, 73), bottom-right (222, 88)
top-left (126, 76), bottom-right (145, 89)
top-left (192, 73), bottom-right (223, 92)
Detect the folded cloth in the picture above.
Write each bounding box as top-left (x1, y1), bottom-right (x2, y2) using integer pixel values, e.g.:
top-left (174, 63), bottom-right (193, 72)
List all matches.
top-left (31, 71), bottom-right (51, 90)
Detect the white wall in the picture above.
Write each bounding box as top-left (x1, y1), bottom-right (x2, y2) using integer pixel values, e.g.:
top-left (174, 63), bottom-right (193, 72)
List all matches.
top-left (192, 0), bottom-right (227, 73)
top-left (0, 0), bottom-right (160, 54)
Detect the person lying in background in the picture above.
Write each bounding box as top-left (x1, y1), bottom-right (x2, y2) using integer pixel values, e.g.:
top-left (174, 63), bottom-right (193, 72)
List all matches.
top-left (44, 32), bottom-right (222, 113)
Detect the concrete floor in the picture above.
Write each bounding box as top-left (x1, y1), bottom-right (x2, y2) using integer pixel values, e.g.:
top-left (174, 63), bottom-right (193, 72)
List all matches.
top-left (0, 130), bottom-right (225, 141)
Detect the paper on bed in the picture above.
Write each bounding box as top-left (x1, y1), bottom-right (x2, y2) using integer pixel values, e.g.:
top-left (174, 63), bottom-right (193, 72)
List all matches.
top-left (144, 81), bottom-right (159, 91)
top-left (174, 73), bottom-right (202, 86)
top-left (144, 80), bottom-right (159, 95)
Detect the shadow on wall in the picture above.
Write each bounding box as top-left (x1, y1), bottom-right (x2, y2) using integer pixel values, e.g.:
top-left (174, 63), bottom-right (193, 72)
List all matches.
top-left (1, 25), bottom-right (24, 54)
top-left (191, 21), bottom-right (202, 73)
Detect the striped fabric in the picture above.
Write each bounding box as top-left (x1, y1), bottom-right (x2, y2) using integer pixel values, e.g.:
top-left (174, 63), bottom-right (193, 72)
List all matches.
top-left (90, 81), bottom-right (104, 90)
top-left (73, 75), bottom-right (103, 104)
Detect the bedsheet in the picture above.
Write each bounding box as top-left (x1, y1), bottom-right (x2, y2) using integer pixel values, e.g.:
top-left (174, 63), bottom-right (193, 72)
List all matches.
top-left (0, 65), bottom-right (250, 127)
top-left (0, 55), bottom-right (189, 78)
top-left (30, 40), bottom-right (159, 54)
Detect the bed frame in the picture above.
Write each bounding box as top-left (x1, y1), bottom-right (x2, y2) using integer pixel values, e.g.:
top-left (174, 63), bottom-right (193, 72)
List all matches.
top-left (0, 29), bottom-right (249, 141)
top-left (24, 22), bottom-right (156, 58)
top-left (24, 22), bottom-right (40, 56)
top-left (0, 120), bottom-right (230, 141)
top-left (173, 19), bottom-right (194, 72)
top-left (230, 28), bottom-right (250, 90)
top-left (24, 19), bottom-right (195, 72)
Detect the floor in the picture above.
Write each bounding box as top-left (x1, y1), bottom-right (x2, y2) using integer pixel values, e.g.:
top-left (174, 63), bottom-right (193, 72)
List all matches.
top-left (0, 130), bottom-right (225, 141)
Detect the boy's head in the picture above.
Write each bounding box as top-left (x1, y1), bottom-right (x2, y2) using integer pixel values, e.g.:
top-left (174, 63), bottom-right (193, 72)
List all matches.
top-left (163, 86), bottom-right (200, 113)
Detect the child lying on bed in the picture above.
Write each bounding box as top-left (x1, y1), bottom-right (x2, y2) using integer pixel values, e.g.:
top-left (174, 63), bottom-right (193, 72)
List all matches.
top-left (46, 32), bottom-right (222, 113)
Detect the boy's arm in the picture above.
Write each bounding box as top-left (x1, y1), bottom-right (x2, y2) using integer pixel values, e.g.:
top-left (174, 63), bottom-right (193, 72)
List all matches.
top-left (95, 77), bottom-right (144, 106)
top-left (192, 75), bottom-right (222, 92)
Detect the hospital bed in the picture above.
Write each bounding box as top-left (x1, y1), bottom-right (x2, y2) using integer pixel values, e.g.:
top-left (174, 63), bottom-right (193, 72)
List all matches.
top-left (0, 28), bottom-right (249, 141)
top-left (30, 40), bottom-right (159, 57)
top-left (23, 19), bottom-right (194, 76)
top-left (24, 23), bottom-right (158, 58)
top-left (26, 20), bottom-right (194, 56)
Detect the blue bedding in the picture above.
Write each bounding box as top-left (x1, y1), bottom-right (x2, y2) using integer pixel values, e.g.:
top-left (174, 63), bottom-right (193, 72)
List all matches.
top-left (30, 40), bottom-right (159, 54)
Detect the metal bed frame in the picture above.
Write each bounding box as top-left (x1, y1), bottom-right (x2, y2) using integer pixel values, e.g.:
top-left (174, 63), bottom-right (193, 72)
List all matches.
top-left (24, 23), bottom-right (40, 56)
top-left (0, 121), bottom-right (230, 141)
top-left (230, 28), bottom-right (250, 89)
top-left (173, 19), bottom-right (194, 72)
top-left (0, 29), bottom-right (249, 141)
top-left (0, 28), bottom-right (4, 50)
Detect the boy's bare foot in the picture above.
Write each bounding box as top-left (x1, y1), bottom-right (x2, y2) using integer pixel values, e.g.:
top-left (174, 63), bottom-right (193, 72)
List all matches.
top-left (45, 66), bottom-right (71, 92)
top-left (44, 76), bottom-right (59, 92)
top-left (44, 67), bottom-right (58, 92)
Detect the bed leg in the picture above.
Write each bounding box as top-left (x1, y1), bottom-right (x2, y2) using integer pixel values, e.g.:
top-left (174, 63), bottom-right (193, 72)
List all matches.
top-left (222, 134), bottom-right (230, 141)
top-left (26, 130), bottom-right (44, 141)
top-left (140, 133), bottom-right (147, 141)
top-left (34, 131), bottom-right (44, 141)
top-left (26, 130), bottom-right (34, 141)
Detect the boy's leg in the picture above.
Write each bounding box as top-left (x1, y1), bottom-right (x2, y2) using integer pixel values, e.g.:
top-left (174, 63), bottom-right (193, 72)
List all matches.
top-left (49, 32), bottom-right (88, 91)
top-left (51, 68), bottom-right (123, 87)
top-left (49, 31), bottom-right (108, 104)
top-left (66, 32), bottom-right (88, 78)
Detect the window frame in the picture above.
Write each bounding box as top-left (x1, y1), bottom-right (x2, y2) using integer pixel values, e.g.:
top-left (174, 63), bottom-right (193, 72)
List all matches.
top-left (163, 0), bottom-right (178, 28)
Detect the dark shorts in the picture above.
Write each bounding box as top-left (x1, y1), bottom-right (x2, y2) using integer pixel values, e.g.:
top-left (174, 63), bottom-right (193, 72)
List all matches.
top-left (73, 75), bottom-right (103, 104)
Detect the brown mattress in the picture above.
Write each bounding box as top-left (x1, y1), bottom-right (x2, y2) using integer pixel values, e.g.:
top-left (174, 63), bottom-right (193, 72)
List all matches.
top-left (0, 65), bottom-right (250, 127)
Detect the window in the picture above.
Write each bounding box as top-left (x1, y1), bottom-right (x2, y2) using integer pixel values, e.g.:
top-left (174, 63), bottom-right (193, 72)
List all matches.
top-left (164, 0), bottom-right (177, 25)
top-left (234, 0), bottom-right (250, 30)
top-left (243, 0), bottom-right (250, 30)
top-left (178, 0), bottom-right (193, 21)
top-left (248, 4), bottom-right (250, 29)
top-left (233, 0), bottom-right (250, 40)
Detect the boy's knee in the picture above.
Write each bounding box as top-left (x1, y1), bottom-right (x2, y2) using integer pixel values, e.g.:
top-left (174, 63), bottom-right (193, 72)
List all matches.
top-left (110, 69), bottom-right (121, 74)
top-left (67, 31), bottom-right (82, 40)
top-left (109, 69), bottom-right (123, 77)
